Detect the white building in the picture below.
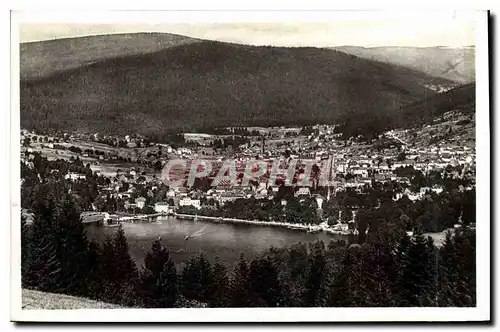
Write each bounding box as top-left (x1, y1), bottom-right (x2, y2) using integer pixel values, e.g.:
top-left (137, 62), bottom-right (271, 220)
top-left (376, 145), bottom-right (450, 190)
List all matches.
top-left (314, 195), bottom-right (324, 209)
top-left (179, 197), bottom-right (201, 210)
top-left (65, 172), bottom-right (86, 181)
top-left (154, 202), bottom-right (172, 214)
top-left (135, 197), bottom-right (146, 209)
top-left (295, 187), bottom-right (311, 197)
top-left (352, 168), bottom-right (369, 177)
top-left (332, 223), bottom-right (349, 232)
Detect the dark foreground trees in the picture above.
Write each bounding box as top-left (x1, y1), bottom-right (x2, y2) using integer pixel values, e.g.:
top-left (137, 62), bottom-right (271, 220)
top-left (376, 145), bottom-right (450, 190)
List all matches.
top-left (21, 184), bottom-right (476, 308)
top-left (23, 182), bottom-right (91, 295)
top-left (139, 238), bottom-right (177, 308)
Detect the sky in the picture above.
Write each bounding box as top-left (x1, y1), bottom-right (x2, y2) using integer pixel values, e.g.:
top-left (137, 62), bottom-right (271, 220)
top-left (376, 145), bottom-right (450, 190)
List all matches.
top-left (18, 17), bottom-right (476, 47)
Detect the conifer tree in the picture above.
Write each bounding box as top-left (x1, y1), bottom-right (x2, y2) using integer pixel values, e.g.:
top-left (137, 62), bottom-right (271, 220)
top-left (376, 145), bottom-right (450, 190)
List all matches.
top-left (24, 181), bottom-right (92, 296)
top-left (398, 234), bottom-right (437, 306)
top-left (328, 246), bottom-right (366, 307)
top-left (139, 238), bottom-right (178, 308)
top-left (304, 241), bottom-right (329, 307)
top-left (181, 253), bottom-right (213, 303)
top-left (21, 215), bottom-right (31, 287)
top-left (96, 235), bottom-right (119, 303)
top-left (209, 257), bottom-right (230, 307)
top-left (361, 229), bottom-right (399, 306)
top-left (247, 256), bottom-right (283, 307)
top-left (85, 239), bottom-right (103, 300)
top-left (438, 228), bottom-right (476, 306)
top-left (24, 212), bottom-right (61, 292)
top-left (24, 183), bottom-right (63, 292)
top-left (230, 253), bottom-right (250, 307)
top-left (54, 193), bottom-right (91, 296)
top-left (279, 243), bottom-right (309, 307)
top-left (112, 224), bottom-right (139, 305)
top-left (113, 224), bottom-right (138, 282)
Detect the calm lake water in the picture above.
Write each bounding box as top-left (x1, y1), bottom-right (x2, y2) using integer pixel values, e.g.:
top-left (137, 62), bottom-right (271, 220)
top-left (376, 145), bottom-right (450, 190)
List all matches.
top-left (85, 216), bottom-right (348, 269)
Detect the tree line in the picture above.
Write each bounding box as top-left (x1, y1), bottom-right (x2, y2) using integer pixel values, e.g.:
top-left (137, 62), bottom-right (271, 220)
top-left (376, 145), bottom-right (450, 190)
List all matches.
top-left (21, 179), bottom-right (476, 308)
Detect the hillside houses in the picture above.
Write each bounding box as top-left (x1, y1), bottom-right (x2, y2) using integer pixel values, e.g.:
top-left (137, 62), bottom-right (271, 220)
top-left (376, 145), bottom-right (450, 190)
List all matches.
top-left (20, 109), bottom-right (476, 229)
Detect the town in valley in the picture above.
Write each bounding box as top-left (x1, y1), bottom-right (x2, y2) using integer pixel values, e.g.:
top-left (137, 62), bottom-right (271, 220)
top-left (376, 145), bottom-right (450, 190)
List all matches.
top-left (17, 19), bottom-right (479, 312)
top-left (21, 105), bottom-right (476, 242)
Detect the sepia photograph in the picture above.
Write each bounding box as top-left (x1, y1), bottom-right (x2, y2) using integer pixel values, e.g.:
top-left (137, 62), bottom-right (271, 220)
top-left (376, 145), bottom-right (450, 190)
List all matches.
top-left (9, 9), bottom-right (490, 322)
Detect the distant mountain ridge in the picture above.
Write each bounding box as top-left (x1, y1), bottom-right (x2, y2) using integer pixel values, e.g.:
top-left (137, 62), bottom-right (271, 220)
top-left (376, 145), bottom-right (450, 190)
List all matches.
top-left (331, 46), bottom-right (475, 84)
top-left (20, 32), bottom-right (201, 81)
top-left (21, 33), bottom-right (455, 138)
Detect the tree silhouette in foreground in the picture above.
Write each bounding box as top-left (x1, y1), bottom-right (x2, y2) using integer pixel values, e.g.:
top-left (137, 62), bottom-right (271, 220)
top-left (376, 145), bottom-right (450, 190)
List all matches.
top-left (209, 257), bottom-right (230, 307)
top-left (139, 238), bottom-right (177, 308)
top-left (181, 253), bottom-right (214, 303)
top-left (112, 225), bottom-right (139, 306)
top-left (247, 256), bottom-right (283, 307)
top-left (230, 253), bottom-right (251, 307)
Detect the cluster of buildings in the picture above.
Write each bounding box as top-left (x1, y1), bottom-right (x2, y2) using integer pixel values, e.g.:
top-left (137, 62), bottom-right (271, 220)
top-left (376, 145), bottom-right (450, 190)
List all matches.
top-left (22, 114), bottom-right (476, 226)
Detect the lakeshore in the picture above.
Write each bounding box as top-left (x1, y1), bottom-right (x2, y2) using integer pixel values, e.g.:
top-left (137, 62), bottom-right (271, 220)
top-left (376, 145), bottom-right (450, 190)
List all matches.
top-left (86, 215), bottom-right (348, 268)
top-left (88, 211), bottom-right (458, 248)
top-left (99, 211), bottom-right (351, 236)
top-left (173, 213), bottom-right (351, 235)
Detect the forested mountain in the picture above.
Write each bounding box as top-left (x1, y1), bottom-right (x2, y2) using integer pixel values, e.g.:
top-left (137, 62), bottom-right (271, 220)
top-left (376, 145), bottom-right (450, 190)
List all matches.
top-left (392, 83), bottom-right (475, 128)
top-left (334, 83), bottom-right (475, 139)
top-left (20, 33), bottom-right (200, 81)
top-left (21, 36), bottom-right (453, 137)
top-left (332, 46), bottom-right (475, 84)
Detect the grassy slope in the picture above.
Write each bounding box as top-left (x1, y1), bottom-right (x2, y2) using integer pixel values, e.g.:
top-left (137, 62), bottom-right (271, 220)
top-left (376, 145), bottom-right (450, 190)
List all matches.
top-left (22, 289), bottom-right (122, 309)
top-left (20, 33), bottom-right (200, 81)
top-left (21, 37), bottom-right (453, 137)
top-left (332, 46), bottom-right (475, 84)
top-left (21, 289), bottom-right (207, 309)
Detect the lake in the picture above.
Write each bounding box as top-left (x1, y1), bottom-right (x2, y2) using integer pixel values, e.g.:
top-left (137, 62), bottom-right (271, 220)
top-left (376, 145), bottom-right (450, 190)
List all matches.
top-left (85, 216), bottom-right (348, 269)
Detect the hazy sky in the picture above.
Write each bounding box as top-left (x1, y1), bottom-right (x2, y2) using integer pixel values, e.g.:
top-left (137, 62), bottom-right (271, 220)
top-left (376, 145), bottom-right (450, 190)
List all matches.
top-left (19, 19), bottom-right (476, 47)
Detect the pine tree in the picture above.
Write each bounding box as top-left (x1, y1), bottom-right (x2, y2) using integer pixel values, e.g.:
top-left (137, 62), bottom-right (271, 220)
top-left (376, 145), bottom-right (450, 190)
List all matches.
top-left (139, 238), bottom-right (178, 308)
top-left (304, 241), bottom-right (329, 306)
top-left (113, 224), bottom-right (138, 282)
top-left (393, 231), bottom-right (412, 302)
top-left (24, 212), bottom-right (61, 292)
top-left (398, 234), bottom-right (438, 306)
top-left (21, 215), bottom-right (31, 287)
top-left (438, 228), bottom-right (476, 306)
top-left (25, 181), bottom-right (92, 296)
top-left (283, 243), bottom-right (309, 306)
top-left (360, 230), bottom-right (400, 306)
top-left (247, 256), bottom-right (283, 307)
top-left (230, 253), bottom-right (250, 307)
top-left (85, 239), bottom-right (103, 300)
top-left (54, 193), bottom-right (91, 296)
top-left (328, 246), bottom-right (366, 307)
top-left (24, 183), bottom-right (64, 292)
top-left (95, 235), bottom-right (118, 303)
top-left (453, 228), bottom-right (476, 305)
top-left (112, 224), bottom-right (139, 305)
top-left (209, 257), bottom-right (230, 307)
top-left (181, 253), bottom-right (213, 303)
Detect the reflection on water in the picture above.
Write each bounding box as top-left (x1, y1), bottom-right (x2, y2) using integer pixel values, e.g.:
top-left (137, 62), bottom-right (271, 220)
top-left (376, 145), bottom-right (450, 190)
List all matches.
top-left (85, 216), bottom-right (347, 269)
